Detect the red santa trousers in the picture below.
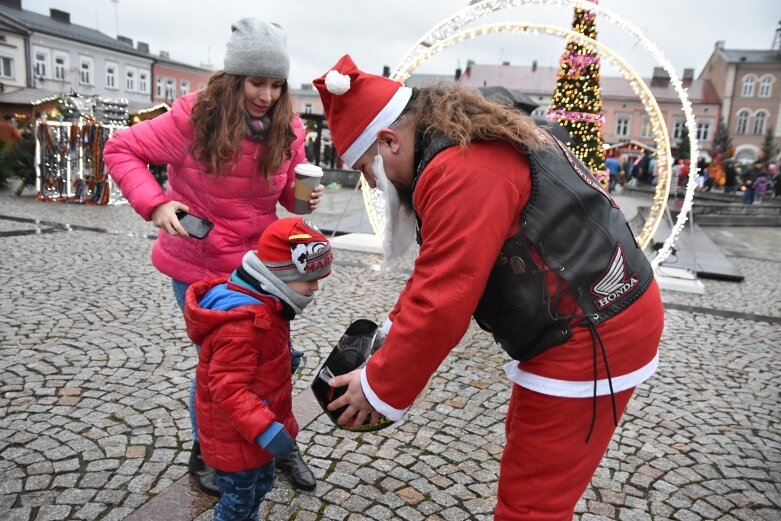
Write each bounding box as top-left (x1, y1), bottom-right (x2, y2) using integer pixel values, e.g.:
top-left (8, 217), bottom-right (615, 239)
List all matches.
top-left (494, 384), bottom-right (635, 520)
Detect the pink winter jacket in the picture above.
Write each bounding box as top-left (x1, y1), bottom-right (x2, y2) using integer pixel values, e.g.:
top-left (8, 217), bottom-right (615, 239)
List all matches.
top-left (104, 92), bottom-right (306, 284)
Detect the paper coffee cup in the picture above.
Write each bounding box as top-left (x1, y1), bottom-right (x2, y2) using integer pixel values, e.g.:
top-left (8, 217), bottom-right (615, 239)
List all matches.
top-left (294, 163), bottom-right (324, 214)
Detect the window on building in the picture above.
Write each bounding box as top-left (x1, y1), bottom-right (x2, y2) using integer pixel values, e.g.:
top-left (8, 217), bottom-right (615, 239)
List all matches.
top-left (106, 62), bottom-right (117, 88)
top-left (126, 67), bottom-right (136, 91)
top-left (34, 48), bottom-right (48, 78)
top-left (79, 56), bottom-right (93, 85)
top-left (736, 110), bottom-right (749, 134)
top-left (156, 77), bottom-right (163, 97)
top-left (0, 56), bottom-right (13, 79)
top-left (180, 79), bottom-right (190, 96)
top-left (753, 111), bottom-right (767, 135)
top-left (673, 118), bottom-right (685, 139)
top-left (640, 117), bottom-right (652, 139)
top-left (696, 120), bottom-right (711, 141)
top-left (615, 115), bottom-right (630, 136)
top-left (741, 75), bottom-right (755, 97)
top-left (53, 53), bottom-right (67, 80)
top-left (304, 103), bottom-right (312, 114)
top-left (138, 71), bottom-right (148, 93)
top-left (758, 75), bottom-right (773, 98)
top-left (165, 78), bottom-right (175, 100)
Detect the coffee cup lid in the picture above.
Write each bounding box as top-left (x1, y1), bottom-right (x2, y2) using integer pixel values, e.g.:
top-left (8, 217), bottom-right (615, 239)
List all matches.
top-left (295, 163), bottom-right (324, 177)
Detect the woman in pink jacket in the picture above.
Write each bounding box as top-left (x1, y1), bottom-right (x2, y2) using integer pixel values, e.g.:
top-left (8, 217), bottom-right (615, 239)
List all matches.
top-left (104, 18), bottom-right (322, 497)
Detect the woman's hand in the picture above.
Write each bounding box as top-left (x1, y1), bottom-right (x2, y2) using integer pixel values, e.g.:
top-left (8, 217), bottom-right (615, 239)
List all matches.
top-left (309, 184), bottom-right (325, 211)
top-left (327, 369), bottom-right (382, 430)
top-left (151, 200), bottom-right (190, 236)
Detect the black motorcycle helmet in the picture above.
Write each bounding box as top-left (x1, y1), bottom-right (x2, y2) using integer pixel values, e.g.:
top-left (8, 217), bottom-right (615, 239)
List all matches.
top-left (311, 319), bottom-right (394, 432)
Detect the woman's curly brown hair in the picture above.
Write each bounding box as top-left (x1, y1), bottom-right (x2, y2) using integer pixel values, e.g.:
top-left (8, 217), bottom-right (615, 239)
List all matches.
top-left (189, 72), bottom-right (296, 180)
top-left (407, 83), bottom-right (550, 152)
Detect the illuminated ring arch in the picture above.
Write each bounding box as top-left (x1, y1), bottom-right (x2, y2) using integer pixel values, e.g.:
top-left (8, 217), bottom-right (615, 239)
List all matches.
top-left (360, 0), bottom-right (698, 268)
top-left (404, 22), bottom-right (671, 251)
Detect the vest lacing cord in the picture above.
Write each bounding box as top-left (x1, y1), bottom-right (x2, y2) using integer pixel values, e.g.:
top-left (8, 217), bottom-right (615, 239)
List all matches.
top-left (541, 290), bottom-right (618, 443)
top-left (586, 320), bottom-right (618, 443)
top-left (561, 286), bottom-right (618, 443)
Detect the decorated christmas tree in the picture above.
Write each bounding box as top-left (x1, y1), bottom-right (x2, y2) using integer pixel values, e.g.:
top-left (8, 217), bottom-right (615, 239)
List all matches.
top-left (546, 1), bottom-right (608, 189)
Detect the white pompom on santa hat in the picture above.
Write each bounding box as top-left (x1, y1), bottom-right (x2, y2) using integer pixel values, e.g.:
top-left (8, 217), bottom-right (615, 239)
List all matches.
top-left (312, 55), bottom-right (412, 168)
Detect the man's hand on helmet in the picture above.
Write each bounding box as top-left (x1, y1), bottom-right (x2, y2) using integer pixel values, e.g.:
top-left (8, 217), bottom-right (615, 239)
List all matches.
top-left (327, 369), bottom-right (382, 429)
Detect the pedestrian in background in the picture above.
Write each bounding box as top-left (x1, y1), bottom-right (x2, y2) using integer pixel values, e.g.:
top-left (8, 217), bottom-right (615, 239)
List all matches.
top-left (754, 166), bottom-right (770, 204)
top-left (724, 160), bottom-right (738, 194)
top-left (648, 153), bottom-right (658, 186)
top-left (313, 55), bottom-right (664, 520)
top-left (604, 151), bottom-right (622, 193)
top-left (184, 217), bottom-right (332, 520)
top-left (104, 18), bottom-right (322, 495)
top-left (771, 165), bottom-right (781, 198)
top-left (0, 114), bottom-right (21, 150)
top-left (741, 161), bottom-right (763, 205)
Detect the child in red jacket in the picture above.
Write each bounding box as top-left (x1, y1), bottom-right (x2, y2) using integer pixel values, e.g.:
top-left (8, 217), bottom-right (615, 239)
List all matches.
top-left (184, 218), bottom-right (333, 520)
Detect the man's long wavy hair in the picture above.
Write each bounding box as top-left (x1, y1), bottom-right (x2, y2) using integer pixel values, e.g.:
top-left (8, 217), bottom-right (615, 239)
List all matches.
top-left (406, 83), bottom-right (550, 152)
top-left (189, 72), bottom-right (295, 180)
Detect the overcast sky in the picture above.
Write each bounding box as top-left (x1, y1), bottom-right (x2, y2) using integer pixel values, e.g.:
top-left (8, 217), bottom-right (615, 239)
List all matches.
top-left (21, 0), bottom-right (781, 88)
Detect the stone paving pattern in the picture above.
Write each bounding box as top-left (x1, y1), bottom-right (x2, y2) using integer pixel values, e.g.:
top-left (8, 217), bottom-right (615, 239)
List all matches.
top-left (0, 190), bottom-right (779, 520)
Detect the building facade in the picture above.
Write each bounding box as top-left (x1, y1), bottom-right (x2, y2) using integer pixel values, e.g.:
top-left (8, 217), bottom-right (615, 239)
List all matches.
top-left (0, 0), bottom-right (212, 119)
top-left (699, 40), bottom-right (781, 163)
top-left (0, 0), bottom-right (153, 110)
top-left (0, 15), bottom-right (28, 93)
top-left (291, 83), bottom-right (323, 118)
top-left (151, 53), bottom-right (212, 105)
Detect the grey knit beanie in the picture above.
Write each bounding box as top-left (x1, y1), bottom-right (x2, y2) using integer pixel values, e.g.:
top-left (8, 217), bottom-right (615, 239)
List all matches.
top-left (224, 18), bottom-right (289, 79)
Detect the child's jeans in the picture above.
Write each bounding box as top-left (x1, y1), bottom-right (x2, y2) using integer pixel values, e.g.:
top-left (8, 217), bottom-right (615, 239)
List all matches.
top-left (172, 279), bottom-right (200, 443)
top-left (213, 463), bottom-right (275, 521)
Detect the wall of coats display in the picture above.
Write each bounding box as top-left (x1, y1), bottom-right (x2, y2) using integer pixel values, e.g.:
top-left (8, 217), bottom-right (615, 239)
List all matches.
top-left (35, 120), bottom-right (126, 205)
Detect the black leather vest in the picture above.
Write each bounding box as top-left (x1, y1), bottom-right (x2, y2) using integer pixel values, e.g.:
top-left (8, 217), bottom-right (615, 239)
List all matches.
top-left (413, 133), bottom-right (654, 361)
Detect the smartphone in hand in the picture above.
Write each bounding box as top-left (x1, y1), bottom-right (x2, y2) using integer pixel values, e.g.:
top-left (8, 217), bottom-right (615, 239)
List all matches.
top-left (175, 210), bottom-right (214, 239)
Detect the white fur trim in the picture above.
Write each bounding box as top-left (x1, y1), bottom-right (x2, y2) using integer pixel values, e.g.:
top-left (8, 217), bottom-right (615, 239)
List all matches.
top-left (341, 86), bottom-right (412, 168)
top-left (325, 70), bottom-right (350, 95)
top-left (502, 352), bottom-right (659, 398)
top-left (360, 366), bottom-right (409, 421)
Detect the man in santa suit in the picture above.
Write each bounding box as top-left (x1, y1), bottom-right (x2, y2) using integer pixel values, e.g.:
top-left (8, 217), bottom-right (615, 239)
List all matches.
top-left (313, 55), bottom-right (664, 520)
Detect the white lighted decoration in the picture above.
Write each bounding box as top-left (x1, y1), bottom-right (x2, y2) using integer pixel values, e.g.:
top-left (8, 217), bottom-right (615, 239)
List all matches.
top-left (361, 0), bottom-right (698, 269)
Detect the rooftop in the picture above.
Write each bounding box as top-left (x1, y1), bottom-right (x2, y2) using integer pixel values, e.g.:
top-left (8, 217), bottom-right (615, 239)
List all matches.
top-left (457, 62), bottom-right (721, 104)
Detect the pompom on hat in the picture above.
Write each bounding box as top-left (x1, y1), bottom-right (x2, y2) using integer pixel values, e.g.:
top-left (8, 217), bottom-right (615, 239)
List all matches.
top-left (257, 218), bottom-right (333, 282)
top-left (224, 18), bottom-right (289, 79)
top-left (313, 55), bottom-right (412, 168)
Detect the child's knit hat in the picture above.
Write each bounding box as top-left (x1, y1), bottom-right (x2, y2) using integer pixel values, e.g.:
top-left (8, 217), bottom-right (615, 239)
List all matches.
top-left (257, 218), bottom-right (333, 282)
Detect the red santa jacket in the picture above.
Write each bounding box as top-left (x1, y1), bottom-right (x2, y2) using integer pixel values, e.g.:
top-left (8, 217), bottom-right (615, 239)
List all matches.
top-left (184, 277), bottom-right (298, 472)
top-left (361, 141), bottom-right (663, 419)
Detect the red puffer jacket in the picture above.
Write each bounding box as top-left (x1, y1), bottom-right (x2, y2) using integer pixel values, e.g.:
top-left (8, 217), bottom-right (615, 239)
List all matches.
top-left (184, 278), bottom-right (299, 472)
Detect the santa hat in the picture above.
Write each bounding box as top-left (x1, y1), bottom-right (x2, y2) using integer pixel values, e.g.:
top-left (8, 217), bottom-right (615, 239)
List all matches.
top-left (313, 55), bottom-right (412, 168)
top-left (257, 218), bottom-right (333, 282)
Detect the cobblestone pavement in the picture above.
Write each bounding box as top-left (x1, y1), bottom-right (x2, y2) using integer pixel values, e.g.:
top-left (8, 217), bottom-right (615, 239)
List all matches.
top-left (0, 190), bottom-right (779, 521)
